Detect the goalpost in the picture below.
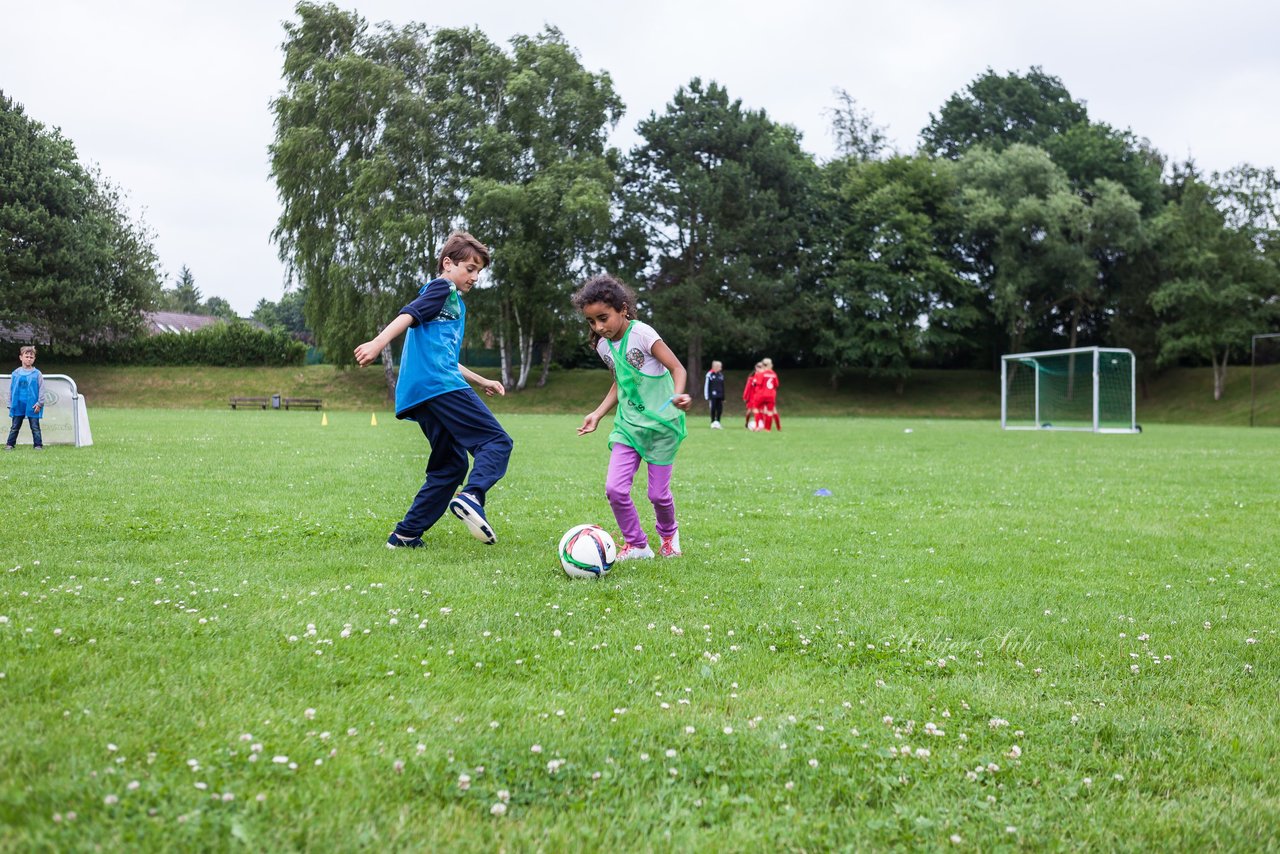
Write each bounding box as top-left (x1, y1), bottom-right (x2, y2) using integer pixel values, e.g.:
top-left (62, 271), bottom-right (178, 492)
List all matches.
top-left (1001, 347), bottom-right (1139, 433)
top-left (1, 373), bottom-right (94, 446)
top-left (1251, 333), bottom-right (1280, 428)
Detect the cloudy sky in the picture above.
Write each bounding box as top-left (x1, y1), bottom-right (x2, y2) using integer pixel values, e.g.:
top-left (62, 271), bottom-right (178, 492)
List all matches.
top-left (3, 0), bottom-right (1277, 314)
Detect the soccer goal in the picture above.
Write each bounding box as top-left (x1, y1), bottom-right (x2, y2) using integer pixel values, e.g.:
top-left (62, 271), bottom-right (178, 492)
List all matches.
top-left (1, 373), bottom-right (94, 446)
top-left (1251, 333), bottom-right (1280, 428)
top-left (1001, 347), bottom-right (1139, 433)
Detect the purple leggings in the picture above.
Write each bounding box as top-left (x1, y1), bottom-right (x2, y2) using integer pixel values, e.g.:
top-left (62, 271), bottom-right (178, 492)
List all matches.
top-left (605, 443), bottom-right (677, 548)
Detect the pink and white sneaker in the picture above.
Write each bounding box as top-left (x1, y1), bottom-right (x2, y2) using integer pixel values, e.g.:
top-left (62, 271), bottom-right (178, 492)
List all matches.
top-left (616, 541), bottom-right (655, 561)
top-left (659, 532), bottom-right (682, 558)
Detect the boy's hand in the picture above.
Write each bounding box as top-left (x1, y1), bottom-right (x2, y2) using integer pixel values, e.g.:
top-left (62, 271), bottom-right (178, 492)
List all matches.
top-left (480, 379), bottom-right (505, 397)
top-left (353, 341), bottom-right (380, 366)
top-left (672, 393), bottom-right (693, 412)
top-left (32, 403), bottom-right (42, 413)
top-left (577, 413), bottom-right (600, 436)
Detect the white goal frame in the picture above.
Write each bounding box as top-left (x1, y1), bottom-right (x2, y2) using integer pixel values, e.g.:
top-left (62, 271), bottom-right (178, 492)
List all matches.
top-left (1251, 333), bottom-right (1280, 428)
top-left (1, 373), bottom-right (94, 446)
top-left (1000, 347), bottom-right (1139, 433)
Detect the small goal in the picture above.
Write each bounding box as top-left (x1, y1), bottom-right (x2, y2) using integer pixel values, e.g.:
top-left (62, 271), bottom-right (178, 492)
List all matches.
top-left (1251, 333), bottom-right (1280, 428)
top-left (0, 373), bottom-right (94, 446)
top-left (1001, 347), bottom-right (1139, 433)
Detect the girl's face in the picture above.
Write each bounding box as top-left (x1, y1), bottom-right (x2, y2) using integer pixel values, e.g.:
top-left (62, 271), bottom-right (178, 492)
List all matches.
top-left (580, 301), bottom-right (629, 342)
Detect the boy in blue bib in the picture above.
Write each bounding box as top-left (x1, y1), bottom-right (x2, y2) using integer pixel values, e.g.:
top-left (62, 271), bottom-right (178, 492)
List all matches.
top-left (355, 231), bottom-right (513, 549)
top-left (6, 346), bottom-right (45, 450)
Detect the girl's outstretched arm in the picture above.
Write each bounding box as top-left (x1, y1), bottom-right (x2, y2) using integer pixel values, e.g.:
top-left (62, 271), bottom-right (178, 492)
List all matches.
top-left (579, 383), bottom-right (619, 435)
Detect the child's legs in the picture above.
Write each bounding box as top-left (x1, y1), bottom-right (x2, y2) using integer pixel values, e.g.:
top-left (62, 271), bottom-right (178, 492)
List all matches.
top-left (709, 399), bottom-right (723, 423)
top-left (431, 389), bottom-right (513, 505)
top-left (6, 417), bottom-right (21, 447)
top-left (29, 418), bottom-right (41, 447)
top-left (397, 402), bottom-right (469, 537)
top-left (757, 396), bottom-right (776, 430)
top-left (646, 461), bottom-right (677, 538)
top-left (605, 443), bottom-right (646, 546)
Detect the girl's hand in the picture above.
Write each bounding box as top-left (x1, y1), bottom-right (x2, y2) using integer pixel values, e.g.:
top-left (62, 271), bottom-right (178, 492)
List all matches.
top-left (481, 379), bottom-right (505, 397)
top-left (672, 393), bottom-right (692, 412)
top-left (578, 413), bottom-right (600, 436)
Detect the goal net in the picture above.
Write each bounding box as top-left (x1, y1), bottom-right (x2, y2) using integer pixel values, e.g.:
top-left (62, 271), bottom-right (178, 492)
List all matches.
top-left (1252, 333), bottom-right (1280, 428)
top-left (1, 373), bottom-right (94, 446)
top-left (1001, 347), bottom-right (1138, 433)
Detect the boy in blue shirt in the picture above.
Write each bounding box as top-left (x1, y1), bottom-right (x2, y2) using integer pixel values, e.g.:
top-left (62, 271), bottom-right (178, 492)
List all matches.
top-left (354, 231), bottom-right (513, 549)
top-left (6, 346), bottom-right (45, 450)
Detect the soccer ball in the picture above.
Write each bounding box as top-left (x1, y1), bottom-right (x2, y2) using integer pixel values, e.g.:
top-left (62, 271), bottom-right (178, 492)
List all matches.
top-left (558, 524), bottom-right (616, 579)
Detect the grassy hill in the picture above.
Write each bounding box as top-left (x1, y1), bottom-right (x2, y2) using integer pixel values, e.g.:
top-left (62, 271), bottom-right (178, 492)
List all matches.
top-left (32, 361), bottom-right (1280, 426)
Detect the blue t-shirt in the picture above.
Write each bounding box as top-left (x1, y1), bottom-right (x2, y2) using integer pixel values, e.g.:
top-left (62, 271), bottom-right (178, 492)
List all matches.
top-left (394, 277), bottom-right (469, 418)
top-left (8, 367), bottom-right (44, 419)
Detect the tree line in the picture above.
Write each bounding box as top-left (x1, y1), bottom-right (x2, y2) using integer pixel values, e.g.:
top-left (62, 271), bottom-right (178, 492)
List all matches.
top-left (270, 5), bottom-right (1279, 401)
top-left (4, 5), bottom-right (1277, 402)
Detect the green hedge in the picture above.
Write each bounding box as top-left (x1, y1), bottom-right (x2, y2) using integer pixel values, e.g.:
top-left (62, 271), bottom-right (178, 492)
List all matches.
top-left (84, 321), bottom-right (306, 366)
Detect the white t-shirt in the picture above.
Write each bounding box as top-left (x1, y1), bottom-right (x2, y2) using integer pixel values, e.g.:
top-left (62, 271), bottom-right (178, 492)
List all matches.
top-left (595, 320), bottom-right (664, 376)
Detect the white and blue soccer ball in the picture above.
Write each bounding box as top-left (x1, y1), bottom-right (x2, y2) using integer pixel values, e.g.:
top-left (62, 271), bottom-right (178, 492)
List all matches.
top-left (558, 524), bottom-right (616, 579)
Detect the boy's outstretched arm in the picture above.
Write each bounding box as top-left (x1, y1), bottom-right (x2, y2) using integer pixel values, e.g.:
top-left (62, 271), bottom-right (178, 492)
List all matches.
top-left (354, 315), bottom-right (414, 366)
top-left (460, 365), bottom-right (505, 397)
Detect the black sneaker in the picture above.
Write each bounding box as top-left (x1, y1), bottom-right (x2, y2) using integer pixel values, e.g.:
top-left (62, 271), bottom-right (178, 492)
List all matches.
top-left (386, 532), bottom-right (424, 549)
top-left (449, 492), bottom-right (496, 544)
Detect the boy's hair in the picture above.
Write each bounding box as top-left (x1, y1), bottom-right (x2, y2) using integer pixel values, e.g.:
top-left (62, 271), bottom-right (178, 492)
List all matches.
top-left (19, 346), bottom-right (36, 357)
top-left (571, 274), bottom-right (638, 346)
top-left (437, 230), bottom-right (490, 272)
top-left (710, 360), bottom-right (723, 371)
top-left (761, 358), bottom-right (773, 369)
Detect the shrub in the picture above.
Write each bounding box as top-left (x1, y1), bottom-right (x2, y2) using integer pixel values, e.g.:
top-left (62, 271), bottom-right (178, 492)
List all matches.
top-left (81, 320), bottom-right (306, 366)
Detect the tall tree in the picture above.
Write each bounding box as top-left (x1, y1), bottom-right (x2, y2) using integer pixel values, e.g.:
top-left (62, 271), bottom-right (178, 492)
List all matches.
top-left (271, 3), bottom-right (507, 394)
top-left (162, 265), bottom-right (203, 312)
top-left (621, 79), bottom-right (818, 384)
top-left (826, 89), bottom-right (891, 162)
top-left (465, 28), bottom-right (623, 390)
top-left (958, 144), bottom-right (1143, 357)
top-left (1151, 175), bottom-right (1279, 400)
top-left (0, 93), bottom-right (160, 351)
top-left (818, 154), bottom-right (978, 392)
top-left (921, 67), bottom-right (1089, 159)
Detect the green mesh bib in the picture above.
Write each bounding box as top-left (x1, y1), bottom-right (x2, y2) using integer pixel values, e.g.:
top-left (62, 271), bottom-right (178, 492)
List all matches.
top-left (605, 321), bottom-right (686, 465)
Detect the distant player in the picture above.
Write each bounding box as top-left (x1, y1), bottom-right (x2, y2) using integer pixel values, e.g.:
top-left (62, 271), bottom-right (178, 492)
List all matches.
top-left (573, 274), bottom-right (691, 560)
top-left (743, 361), bottom-right (763, 429)
top-left (756, 357), bottom-right (780, 431)
top-left (704, 360), bottom-right (725, 428)
top-left (354, 231), bottom-right (513, 549)
top-left (6, 346), bottom-right (45, 450)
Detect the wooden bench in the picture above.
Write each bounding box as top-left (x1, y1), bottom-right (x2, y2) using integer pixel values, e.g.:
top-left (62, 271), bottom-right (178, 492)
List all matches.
top-left (230, 396), bottom-right (270, 410)
top-left (283, 397), bottom-right (323, 410)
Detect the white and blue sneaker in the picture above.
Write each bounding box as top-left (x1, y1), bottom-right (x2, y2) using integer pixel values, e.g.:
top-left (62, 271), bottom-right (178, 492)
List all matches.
top-left (449, 492), bottom-right (497, 544)
top-left (386, 532), bottom-right (424, 549)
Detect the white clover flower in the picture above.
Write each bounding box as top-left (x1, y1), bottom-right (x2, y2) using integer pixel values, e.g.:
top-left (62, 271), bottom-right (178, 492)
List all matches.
top-left (490, 802), bottom-right (507, 816)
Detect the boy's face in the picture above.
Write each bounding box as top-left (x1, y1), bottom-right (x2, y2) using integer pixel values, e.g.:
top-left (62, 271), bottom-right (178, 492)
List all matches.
top-left (711, 362), bottom-right (722, 372)
top-left (19, 351), bottom-right (35, 367)
top-left (441, 255), bottom-right (485, 292)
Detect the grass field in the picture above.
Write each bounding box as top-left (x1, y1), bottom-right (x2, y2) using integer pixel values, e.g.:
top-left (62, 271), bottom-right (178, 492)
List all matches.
top-left (34, 360), bottom-right (1280, 426)
top-left (1, 410), bottom-right (1277, 850)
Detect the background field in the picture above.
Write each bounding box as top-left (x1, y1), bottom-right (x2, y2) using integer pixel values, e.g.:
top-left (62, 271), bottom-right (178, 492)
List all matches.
top-left (1, 411), bottom-right (1276, 850)
top-left (36, 361), bottom-right (1280, 426)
